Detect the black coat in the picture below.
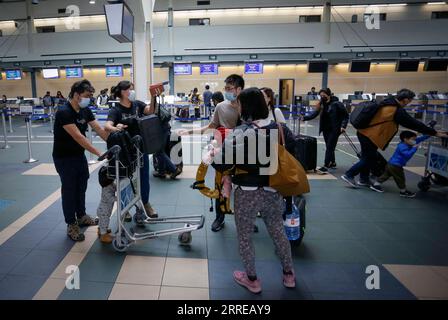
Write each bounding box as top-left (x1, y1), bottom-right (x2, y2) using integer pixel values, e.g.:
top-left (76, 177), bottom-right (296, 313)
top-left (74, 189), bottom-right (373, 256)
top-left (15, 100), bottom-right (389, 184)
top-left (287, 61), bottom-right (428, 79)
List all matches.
top-left (304, 96), bottom-right (349, 134)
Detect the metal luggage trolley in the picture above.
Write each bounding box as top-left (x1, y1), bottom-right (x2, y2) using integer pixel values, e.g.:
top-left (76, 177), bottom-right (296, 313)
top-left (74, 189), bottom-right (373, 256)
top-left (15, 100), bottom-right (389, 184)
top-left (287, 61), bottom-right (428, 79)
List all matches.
top-left (98, 136), bottom-right (204, 252)
top-left (418, 134), bottom-right (448, 192)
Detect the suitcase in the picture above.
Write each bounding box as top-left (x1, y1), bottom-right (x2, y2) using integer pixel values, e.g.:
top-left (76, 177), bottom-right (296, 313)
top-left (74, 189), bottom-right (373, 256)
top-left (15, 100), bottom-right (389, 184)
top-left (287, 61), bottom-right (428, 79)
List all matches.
top-left (343, 132), bottom-right (387, 177)
top-left (294, 135), bottom-right (317, 171)
top-left (179, 108), bottom-right (189, 122)
top-left (137, 114), bottom-right (164, 154)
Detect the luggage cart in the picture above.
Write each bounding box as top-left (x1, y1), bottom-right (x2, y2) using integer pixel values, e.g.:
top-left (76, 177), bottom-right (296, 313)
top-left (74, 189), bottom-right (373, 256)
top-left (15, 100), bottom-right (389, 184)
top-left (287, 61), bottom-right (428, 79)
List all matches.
top-left (418, 135), bottom-right (448, 192)
top-left (98, 136), bottom-right (204, 252)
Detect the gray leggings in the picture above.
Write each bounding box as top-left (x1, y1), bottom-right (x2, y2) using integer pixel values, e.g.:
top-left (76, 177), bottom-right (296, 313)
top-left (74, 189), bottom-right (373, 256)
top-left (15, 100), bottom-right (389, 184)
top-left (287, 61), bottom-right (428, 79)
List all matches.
top-left (234, 187), bottom-right (294, 278)
top-left (96, 183), bottom-right (116, 234)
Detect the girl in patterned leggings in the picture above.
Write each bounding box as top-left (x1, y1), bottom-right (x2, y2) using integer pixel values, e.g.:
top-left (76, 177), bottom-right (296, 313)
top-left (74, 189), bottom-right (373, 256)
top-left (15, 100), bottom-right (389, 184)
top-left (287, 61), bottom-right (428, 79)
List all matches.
top-left (212, 87), bottom-right (296, 293)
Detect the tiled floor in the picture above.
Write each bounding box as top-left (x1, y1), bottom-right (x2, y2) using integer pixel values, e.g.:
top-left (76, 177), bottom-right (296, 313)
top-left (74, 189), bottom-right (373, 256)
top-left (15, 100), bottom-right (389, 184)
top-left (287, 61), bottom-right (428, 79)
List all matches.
top-left (0, 117), bottom-right (447, 300)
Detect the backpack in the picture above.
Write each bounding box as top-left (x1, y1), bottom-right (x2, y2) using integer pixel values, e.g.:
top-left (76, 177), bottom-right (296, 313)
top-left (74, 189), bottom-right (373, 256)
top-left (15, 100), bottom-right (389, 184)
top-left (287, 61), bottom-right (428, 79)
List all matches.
top-left (349, 101), bottom-right (381, 129)
top-left (106, 130), bottom-right (139, 178)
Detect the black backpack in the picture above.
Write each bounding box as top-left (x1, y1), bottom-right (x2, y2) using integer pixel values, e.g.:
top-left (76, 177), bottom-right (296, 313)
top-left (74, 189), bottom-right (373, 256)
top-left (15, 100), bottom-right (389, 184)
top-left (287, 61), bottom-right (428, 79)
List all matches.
top-left (349, 101), bottom-right (380, 129)
top-left (106, 130), bottom-right (138, 178)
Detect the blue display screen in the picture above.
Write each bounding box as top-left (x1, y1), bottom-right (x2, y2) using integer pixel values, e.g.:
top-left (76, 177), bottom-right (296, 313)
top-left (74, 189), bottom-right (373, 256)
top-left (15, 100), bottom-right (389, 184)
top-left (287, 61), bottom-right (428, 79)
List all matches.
top-left (106, 65), bottom-right (123, 77)
top-left (200, 63), bottom-right (218, 75)
top-left (174, 64), bottom-right (192, 75)
top-left (244, 62), bottom-right (263, 74)
top-left (5, 69), bottom-right (22, 80)
top-left (65, 67), bottom-right (83, 78)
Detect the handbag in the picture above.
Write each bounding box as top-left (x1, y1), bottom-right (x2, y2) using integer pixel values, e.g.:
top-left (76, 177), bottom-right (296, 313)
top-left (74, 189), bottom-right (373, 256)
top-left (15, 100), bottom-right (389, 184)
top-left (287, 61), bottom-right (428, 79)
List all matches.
top-left (269, 123), bottom-right (310, 196)
top-left (158, 103), bottom-right (172, 124)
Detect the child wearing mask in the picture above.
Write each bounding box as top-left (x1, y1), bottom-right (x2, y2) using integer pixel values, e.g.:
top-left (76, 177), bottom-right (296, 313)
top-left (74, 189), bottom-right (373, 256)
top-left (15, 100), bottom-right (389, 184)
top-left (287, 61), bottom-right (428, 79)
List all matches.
top-left (370, 130), bottom-right (430, 197)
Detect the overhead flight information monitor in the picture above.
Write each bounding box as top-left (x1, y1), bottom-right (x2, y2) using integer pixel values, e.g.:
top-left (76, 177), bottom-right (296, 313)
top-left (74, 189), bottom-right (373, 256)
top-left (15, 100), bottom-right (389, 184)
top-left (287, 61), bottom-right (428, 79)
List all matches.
top-left (106, 65), bottom-right (123, 77)
top-left (42, 68), bottom-right (60, 79)
top-left (244, 62), bottom-right (263, 74)
top-left (5, 69), bottom-right (22, 80)
top-left (200, 63), bottom-right (218, 75)
top-left (174, 63), bottom-right (192, 75)
top-left (65, 66), bottom-right (83, 78)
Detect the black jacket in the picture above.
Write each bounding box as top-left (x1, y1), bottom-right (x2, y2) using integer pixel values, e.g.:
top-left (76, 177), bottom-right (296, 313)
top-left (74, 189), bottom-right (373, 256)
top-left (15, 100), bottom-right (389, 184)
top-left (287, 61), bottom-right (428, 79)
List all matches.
top-left (381, 97), bottom-right (437, 136)
top-left (304, 96), bottom-right (349, 134)
top-left (212, 121), bottom-right (296, 187)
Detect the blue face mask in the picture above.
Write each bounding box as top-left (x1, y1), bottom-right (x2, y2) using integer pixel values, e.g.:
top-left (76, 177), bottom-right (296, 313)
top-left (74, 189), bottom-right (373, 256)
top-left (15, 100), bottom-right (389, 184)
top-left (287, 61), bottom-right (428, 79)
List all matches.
top-left (79, 97), bottom-right (90, 109)
top-left (408, 140), bottom-right (416, 146)
top-left (224, 91), bottom-right (237, 102)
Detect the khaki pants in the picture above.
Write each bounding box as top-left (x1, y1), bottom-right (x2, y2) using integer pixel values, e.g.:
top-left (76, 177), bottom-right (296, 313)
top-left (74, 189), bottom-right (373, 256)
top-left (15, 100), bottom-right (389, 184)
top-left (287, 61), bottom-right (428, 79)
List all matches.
top-left (377, 163), bottom-right (406, 190)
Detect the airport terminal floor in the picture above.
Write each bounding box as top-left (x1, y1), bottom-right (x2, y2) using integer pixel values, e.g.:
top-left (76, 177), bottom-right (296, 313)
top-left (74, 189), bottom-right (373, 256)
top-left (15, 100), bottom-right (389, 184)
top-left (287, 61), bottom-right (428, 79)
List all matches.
top-left (0, 116), bottom-right (447, 300)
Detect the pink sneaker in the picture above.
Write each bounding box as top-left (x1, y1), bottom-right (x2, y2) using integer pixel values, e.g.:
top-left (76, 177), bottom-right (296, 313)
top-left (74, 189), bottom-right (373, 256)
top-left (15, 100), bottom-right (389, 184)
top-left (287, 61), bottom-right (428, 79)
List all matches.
top-left (283, 271), bottom-right (296, 288)
top-left (233, 271), bottom-right (262, 294)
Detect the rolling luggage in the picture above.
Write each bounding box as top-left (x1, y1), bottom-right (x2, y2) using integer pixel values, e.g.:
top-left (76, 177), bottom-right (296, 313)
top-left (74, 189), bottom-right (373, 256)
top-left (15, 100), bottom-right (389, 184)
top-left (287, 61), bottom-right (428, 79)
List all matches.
top-left (293, 117), bottom-right (317, 171)
top-left (179, 107), bottom-right (189, 122)
top-left (343, 132), bottom-right (387, 177)
top-left (137, 114), bottom-right (164, 154)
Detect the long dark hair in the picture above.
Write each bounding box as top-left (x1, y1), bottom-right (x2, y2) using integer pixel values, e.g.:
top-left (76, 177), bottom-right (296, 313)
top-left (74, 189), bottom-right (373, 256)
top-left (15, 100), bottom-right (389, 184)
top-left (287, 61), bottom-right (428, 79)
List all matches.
top-left (113, 81), bottom-right (132, 99)
top-left (238, 87), bottom-right (269, 122)
top-left (260, 87), bottom-right (275, 108)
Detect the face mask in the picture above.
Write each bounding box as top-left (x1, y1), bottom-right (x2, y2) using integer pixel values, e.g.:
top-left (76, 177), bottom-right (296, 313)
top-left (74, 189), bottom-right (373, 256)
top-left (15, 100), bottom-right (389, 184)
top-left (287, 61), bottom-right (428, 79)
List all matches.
top-left (408, 140), bottom-right (416, 146)
top-left (79, 97), bottom-right (90, 108)
top-left (128, 90), bottom-right (136, 102)
top-left (224, 91), bottom-right (237, 102)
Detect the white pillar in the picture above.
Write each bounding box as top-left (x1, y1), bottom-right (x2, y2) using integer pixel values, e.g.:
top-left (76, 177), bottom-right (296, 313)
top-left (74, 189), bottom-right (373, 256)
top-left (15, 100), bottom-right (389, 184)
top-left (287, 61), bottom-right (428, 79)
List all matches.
top-left (323, 1), bottom-right (331, 44)
top-left (26, 0), bottom-right (35, 54)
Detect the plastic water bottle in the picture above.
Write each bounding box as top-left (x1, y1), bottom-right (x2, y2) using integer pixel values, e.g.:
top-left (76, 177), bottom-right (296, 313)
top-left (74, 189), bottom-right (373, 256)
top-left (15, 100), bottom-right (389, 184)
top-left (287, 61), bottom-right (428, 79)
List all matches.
top-left (202, 140), bottom-right (219, 165)
top-left (284, 204), bottom-right (301, 241)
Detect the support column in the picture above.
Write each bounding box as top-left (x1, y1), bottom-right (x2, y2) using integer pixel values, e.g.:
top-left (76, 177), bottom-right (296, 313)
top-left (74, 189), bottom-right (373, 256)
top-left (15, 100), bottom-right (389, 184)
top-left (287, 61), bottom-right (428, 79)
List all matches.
top-left (322, 71), bottom-right (328, 89)
top-left (323, 1), bottom-right (331, 44)
top-left (30, 68), bottom-right (37, 98)
top-left (168, 64), bottom-right (174, 95)
top-left (168, 0), bottom-right (174, 52)
top-left (26, 0), bottom-right (34, 54)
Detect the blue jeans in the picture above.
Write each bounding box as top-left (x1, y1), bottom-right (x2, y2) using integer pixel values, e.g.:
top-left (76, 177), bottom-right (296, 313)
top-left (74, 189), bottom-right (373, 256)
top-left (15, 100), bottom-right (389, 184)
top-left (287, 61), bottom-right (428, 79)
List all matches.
top-left (53, 155), bottom-right (89, 225)
top-left (345, 132), bottom-right (378, 182)
top-left (140, 154), bottom-right (150, 204)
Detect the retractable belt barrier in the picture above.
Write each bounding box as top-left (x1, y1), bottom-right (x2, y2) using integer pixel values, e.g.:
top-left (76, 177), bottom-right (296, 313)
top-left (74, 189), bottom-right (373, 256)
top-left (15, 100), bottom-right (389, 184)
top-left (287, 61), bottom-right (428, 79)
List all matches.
top-left (23, 115), bottom-right (38, 163)
top-left (1, 109), bottom-right (10, 149)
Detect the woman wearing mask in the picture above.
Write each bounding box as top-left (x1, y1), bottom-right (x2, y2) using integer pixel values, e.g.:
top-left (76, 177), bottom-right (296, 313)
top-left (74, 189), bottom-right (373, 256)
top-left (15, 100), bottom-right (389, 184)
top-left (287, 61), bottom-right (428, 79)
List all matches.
top-left (302, 88), bottom-right (348, 174)
top-left (261, 87), bottom-right (286, 124)
top-left (104, 81), bottom-right (158, 220)
top-left (53, 80), bottom-right (109, 241)
top-left (212, 88), bottom-right (297, 293)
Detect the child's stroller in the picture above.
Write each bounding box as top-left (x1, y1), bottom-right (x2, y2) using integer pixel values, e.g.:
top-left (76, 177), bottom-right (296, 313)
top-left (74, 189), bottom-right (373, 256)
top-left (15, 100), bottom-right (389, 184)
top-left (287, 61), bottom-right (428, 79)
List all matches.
top-left (99, 132), bottom-right (204, 252)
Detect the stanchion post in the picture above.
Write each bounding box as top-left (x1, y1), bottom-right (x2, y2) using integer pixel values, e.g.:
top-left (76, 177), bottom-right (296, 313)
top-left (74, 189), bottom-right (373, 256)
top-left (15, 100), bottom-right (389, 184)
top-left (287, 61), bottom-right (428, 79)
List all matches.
top-left (8, 107), bottom-right (13, 133)
top-left (49, 106), bottom-right (54, 133)
top-left (23, 116), bottom-right (38, 163)
top-left (1, 109), bottom-right (11, 149)
top-left (88, 125), bottom-right (98, 165)
top-left (29, 115), bottom-right (35, 139)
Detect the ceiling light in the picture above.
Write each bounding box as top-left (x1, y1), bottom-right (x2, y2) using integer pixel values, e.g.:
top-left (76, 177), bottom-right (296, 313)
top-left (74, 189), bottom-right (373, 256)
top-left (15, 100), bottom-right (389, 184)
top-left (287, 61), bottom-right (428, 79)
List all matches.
top-left (89, 0), bottom-right (96, 4)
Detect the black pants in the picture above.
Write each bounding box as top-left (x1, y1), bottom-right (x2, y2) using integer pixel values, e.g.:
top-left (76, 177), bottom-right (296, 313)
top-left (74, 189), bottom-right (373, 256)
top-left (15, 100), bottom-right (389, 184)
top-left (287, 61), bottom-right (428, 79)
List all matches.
top-left (322, 129), bottom-right (340, 167)
top-left (53, 155), bottom-right (89, 225)
top-left (346, 132), bottom-right (378, 182)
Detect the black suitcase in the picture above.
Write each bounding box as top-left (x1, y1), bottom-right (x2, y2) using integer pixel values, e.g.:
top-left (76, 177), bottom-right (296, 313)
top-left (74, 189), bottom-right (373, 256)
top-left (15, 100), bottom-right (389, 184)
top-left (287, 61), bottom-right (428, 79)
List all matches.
top-left (179, 108), bottom-right (190, 122)
top-left (294, 135), bottom-right (317, 171)
top-left (137, 114), bottom-right (164, 154)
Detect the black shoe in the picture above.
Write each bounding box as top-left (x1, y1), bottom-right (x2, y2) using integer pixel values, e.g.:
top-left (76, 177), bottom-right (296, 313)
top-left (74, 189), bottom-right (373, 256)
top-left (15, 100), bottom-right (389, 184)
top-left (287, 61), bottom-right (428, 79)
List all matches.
top-left (316, 166), bottom-right (329, 175)
top-left (328, 162), bottom-right (337, 169)
top-left (370, 184), bottom-right (384, 193)
top-left (153, 171), bottom-right (166, 179)
top-left (211, 216), bottom-right (225, 232)
top-left (400, 190), bottom-right (416, 198)
top-left (169, 166), bottom-right (183, 179)
top-left (357, 180), bottom-right (372, 187)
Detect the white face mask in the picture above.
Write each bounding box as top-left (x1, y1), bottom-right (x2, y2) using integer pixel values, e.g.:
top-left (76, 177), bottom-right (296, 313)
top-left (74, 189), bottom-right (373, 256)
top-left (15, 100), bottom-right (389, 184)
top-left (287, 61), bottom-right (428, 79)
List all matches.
top-left (128, 90), bottom-right (136, 102)
top-left (79, 97), bottom-right (90, 108)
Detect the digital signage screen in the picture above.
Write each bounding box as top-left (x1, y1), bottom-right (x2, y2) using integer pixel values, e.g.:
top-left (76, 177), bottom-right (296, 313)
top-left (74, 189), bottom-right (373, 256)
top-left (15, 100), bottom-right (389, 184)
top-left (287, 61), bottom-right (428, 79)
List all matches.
top-left (200, 63), bottom-right (218, 75)
top-left (42, 68), bottom-right (60, 79)
top-left (5, 69), bottom-right (22, 80)
top-left (106, 65), bottom-right (123, 77)
top-left (65, 66), bottom-right (83, 78)
top-left (244, 62), bottom-right (263, 74)
top-left (174, 63), bottom-right (192, 75)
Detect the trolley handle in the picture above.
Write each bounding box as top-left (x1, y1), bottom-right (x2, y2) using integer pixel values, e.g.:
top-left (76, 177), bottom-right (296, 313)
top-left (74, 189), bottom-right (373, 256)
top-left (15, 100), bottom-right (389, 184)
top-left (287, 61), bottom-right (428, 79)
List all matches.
top-left (98, 145), bottom-right (121, 161)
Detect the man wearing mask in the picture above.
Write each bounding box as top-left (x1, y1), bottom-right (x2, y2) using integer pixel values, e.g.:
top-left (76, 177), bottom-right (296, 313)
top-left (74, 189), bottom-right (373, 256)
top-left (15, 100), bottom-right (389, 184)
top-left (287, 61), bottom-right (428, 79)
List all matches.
top-left (53, 79), bottom-right (109, 242)
top-left (307, 87), bottom-right (317, 96)
top-left (43, 91), bottom-right (54, 108)
top-left (302, 88), bottom-right (349, 174)
top-left (179, 74), bottom-right (244, 232)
